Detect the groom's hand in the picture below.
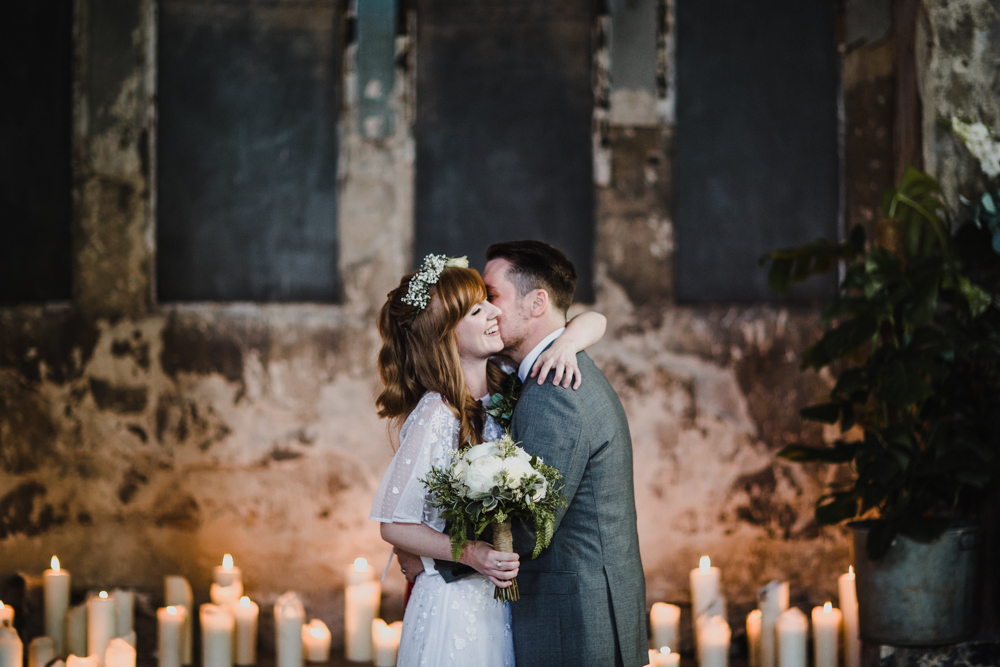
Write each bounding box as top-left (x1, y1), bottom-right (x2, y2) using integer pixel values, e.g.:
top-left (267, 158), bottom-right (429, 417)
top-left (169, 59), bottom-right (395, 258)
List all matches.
top-left (395, 548), bottom-right (423, 583)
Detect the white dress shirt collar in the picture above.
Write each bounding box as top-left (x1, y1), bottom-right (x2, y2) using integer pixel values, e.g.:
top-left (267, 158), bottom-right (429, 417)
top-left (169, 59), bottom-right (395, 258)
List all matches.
top-left (517, 327), bottom-right (566, 383)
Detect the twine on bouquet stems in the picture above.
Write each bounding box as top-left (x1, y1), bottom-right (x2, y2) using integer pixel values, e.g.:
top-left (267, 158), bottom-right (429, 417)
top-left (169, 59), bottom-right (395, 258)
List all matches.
top-left (493, 520), bottom-right (519, 602)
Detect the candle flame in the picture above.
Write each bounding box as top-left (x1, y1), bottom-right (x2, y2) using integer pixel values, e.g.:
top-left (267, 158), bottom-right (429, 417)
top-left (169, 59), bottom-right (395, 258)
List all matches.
top-left (99, 591), bottom-right (108, 599)
top-left (240, 597), bottom-right (251, 608)
top-left (222, 554), bottom-right (234, 571)
top-left (659, 647), bottom-right (672, 655)
top-left (354, 557), bottom-right (368, 572)
top-left (167, 606), bottom-right (178, 615)
top-left (848, 566), bottom-right (854, 577)
top-left (699, 555), bottom-right (711, 571)
top-left (0, 601), bottom-right (4, 610)
top-left (824, 602), bottom-right (833, 613)
top-left (310, 627), bottom-right (324, 639)
top-left (51, 556), bottom-right (61, 571)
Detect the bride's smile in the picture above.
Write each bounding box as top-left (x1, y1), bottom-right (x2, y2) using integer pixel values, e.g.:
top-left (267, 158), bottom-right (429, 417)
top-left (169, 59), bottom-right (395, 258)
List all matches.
top-left (456, 299), bottom-right (504, 361)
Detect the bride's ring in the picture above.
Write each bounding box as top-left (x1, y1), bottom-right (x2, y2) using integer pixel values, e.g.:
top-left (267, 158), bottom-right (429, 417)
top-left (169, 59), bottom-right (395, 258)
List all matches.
top-left (401, 568), bottom-right (407, 574)
top-left (496, 560), bottom-right (502, 569)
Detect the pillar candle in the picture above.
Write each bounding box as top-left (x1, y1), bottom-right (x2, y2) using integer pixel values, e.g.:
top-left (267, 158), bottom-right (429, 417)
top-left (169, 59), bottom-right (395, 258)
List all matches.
top-left (110, 591), bottom-right (134, 638)
top-left (214, 556), bottom-right (242, 589)
top-left (0, 627), bottom-right (22, 667)
top-left (344, 573), bottom-right (380, 663)
top-left (0, 602), bottom-right (13, 628)
top-left (746, 610), bottom-right (761, 667)
top-left (757, 580), bottom-right (789, 667)
top-left (164, 577), bottom-right (193, 666)
top-left (87, 592), bottom-right (117, 666)
top-left (274, 592), bottom-right (304, 667)
top-left (301, 620), bottom-right (330, 663)
top-left (66, 656), bottom-right (98, 667)
top-left (44, 557), bottom-right (71, 654)
top-left (838, 568), bottom-right (860, 667)
top-left (776, 608), bottom-right (807, 667)
top-left (210, 584), bottom-right (242, 609)
top-left (105, 638), bottom-right (135, 667)
top-left (649, 603), bottom-right (681, 654)
top-left (371, 620), bottom-right (401, 667)
top-left (696, 615), bottom-right (730, 667)
top-left (29, 636), bottom-right (57, 667)
top-left (66, 604), bottom-right (88, 658)
top-left (233, 598), bottom-right (258, 667)
top-left (811, 603), bottom-right (841, 667)
top-left (157, 607), bottom-right (186, 667)
top-left (649, 647), bottom-right (681, 667)
top-left (689, 556), bottom-right (721, 620)
top-left (200, 605), bottom-right (234, 667)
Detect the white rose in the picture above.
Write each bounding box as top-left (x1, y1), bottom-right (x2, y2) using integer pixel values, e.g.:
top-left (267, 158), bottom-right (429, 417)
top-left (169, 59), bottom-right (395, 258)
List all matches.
top-left (452, 458), bottom-right (469, 483)
top-left (465, 455), bottom-right (504, 497)
top-left (445, 256), bottom-right (469, 268)
top-left (501, 457), bottom-right (536, 488)
top-left (464, 443), bottom-right (501, 462)
top-left (530, 477), bottom-right (547, 502)
top-left (514, 447), bottom-right (532, 461)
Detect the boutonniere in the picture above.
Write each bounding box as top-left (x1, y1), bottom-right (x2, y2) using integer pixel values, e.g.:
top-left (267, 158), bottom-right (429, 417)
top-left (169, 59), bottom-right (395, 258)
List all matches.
top-left (486, 372), bottom-right (523, 430)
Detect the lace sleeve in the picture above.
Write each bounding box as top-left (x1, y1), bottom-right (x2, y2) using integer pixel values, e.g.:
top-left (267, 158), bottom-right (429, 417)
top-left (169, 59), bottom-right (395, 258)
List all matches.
top-left (369, 393), bottom-right (460, 531)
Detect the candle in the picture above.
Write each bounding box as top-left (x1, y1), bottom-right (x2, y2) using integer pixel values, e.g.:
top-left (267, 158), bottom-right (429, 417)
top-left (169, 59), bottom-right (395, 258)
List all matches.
top-left (66, 603), bottom-right (88, 657)
top-left (29, 637), bottom-right (57, 667)
top-left (200, 604), bottom-right (234, 667)
top-left (0, 627), bottom-right (22, 667)
top-left (811, 602), bottom-right (841, 667)
top-left (214, 555), bottom-right (242, 589)
top-left (274, 592), bottom-right (304, 667)
top-left (67, 656), bottom-right (98, 667)
top-left (746, 610), bottom-right (761, 667)
top-left (649, 647), bottom-right (680, 667)
top-left (757, 580), bottom-right (789, 667)
top-left (88, 591), bottom-right (118, 666)
top-left (301, 620), bottom-right (330, 663)
top-left (157, 606), bottom-right (186, 667)
top-left (370, 620), bottom-right (401, 667)
top-left (111, 591), bottom-right (134, 637)
top-left (344, 560), bottom-right (381, 663)
top-left (689, 556), bottom-right (721, 621)
top-left (233, 598), bottom-right (258, 666)
top-left (164, 577), bottom-right (193, 666)
top-left (210, 584), bottom-right (242, 609)
top-left (649, 603), bottom-right (681, 654)
top-left (696, 615), bottom-right (730, 667)
top-left (838, 568), bottom-right (860, 667)
top-left (44, 557), bottom-right (71, 654)
top-left (0, 602), bottom-right (12, 628)
top-left (105, 638), bottom-right (135, 667)
top-left (776, 608), bottom-right (807, 667)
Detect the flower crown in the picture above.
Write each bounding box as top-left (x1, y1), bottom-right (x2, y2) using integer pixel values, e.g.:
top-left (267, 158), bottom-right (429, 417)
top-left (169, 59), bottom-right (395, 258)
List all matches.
top-left (401, 254), bottom-right (470, 312)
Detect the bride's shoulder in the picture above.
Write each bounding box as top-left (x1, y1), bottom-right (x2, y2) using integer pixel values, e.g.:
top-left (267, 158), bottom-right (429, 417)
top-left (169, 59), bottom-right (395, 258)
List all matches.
top-left (404, 391), bottom-right (455, 426)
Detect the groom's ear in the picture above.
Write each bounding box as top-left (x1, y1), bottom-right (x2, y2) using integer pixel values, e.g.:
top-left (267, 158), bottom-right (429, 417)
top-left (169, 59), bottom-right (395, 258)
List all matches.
top-left (527, 289), bottom-right (550, 318)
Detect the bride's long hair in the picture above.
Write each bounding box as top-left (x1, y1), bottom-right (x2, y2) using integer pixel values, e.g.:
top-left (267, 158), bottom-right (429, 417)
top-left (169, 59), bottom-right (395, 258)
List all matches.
top-left (376, 266), bottom-right (505, 447)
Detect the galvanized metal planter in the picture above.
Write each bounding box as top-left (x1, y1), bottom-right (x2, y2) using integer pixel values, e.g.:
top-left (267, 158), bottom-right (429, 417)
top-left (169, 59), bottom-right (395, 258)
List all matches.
top-left (850, 521), bottom-right (981, 646)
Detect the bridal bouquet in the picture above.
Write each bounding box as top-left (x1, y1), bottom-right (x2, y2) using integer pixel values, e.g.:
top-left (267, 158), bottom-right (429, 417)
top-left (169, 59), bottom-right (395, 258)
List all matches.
top-left (423, 432), bottom-right (564, 602)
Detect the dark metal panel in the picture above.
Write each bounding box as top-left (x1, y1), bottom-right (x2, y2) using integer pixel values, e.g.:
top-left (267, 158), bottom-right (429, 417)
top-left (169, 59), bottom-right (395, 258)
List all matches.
top-left (356, 0), bottom-right (397, 140)
top-left (414, 0), bottom-right (595, 302)
top-left (157, 1), bottom-right (341, 302)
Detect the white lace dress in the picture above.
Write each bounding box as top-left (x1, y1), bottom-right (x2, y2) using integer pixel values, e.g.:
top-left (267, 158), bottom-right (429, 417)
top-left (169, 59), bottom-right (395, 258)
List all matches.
top-left (369, 392), bottom-right (515, 667)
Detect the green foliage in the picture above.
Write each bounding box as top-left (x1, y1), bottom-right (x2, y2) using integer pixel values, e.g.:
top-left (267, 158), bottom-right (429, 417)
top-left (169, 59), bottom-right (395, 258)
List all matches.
top-left (761, 167), bottom-right (1000, 559)
top-left (486, 374), bottom-right (523, 431)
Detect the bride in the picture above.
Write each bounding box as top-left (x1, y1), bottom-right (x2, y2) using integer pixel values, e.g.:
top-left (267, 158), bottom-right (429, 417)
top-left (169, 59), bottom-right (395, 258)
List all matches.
top-left (369, 255), bottom-right (605, 667)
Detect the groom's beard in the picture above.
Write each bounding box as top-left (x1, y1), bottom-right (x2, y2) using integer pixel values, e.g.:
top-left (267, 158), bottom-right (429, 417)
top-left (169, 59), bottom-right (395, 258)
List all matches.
top-left (500, 333), bottom-right (525, 360)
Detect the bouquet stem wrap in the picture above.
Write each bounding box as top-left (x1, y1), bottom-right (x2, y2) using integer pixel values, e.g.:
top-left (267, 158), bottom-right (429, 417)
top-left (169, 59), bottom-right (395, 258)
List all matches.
top-left (492, 520), bottom-right (519, 602)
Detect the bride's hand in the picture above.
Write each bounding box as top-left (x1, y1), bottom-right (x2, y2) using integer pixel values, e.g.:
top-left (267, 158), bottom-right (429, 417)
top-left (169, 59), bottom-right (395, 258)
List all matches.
top-left (461, 541), bottom-right (520, 588)
top-left (530, 342), bottom-right (582, 389)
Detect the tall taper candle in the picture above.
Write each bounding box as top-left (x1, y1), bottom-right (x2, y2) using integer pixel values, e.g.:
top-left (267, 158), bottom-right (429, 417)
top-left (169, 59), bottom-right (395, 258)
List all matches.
top-left (65, 604), bottom-right (88, 657)
top-left (650, 603), bottom-right (681, 654)
top-left (746, 610), bottom-right (761, 667)
top-left (233, 598), bottom-right (258, 667)
top-left (757, 581), bottom-right (789, 667)
top-left (44, 557), bottom-right (71, 654)
top-left (164, 577), bottom-right (193, 666)
top-left (689, 556), bottom-right (721, 621)
top-left (200, 605), bottom-right (234, 667)
top-left (29, 637), bottom-right (57, 667)
top-left (811, 603), bottom-right (841, 667)
top-left (111, 591), bottom-right (134, 638)
top-left (776, 608), bottom-right (807, 667)
top-left (274, 593), bottom-right (304, 667)
top-left (344, 559), bottom-right (380, 663)
top-left (157, 607), bottom-right (185, 667)
top-left (0, 626), bottom-right (23, 667)
top-left (838, 568), bottom-right (860, 667)
top-left (696, 615), bottom-right (730, 667)
top-left (87, 592), bottom-right (117, 666)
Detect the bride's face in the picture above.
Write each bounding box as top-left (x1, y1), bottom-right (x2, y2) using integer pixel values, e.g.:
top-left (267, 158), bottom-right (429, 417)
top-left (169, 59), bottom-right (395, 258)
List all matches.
top-left (454, 299), bottom-right (504, 362)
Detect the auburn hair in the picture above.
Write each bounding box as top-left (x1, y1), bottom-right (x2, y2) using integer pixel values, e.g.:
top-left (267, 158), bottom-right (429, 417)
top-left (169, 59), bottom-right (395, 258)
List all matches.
top-left (376, 266), bottom-right (505, 447)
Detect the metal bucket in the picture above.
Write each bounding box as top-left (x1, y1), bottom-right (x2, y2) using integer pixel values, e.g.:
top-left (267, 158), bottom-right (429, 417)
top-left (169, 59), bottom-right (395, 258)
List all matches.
top-left (850, 521), bottom-right (980, 646)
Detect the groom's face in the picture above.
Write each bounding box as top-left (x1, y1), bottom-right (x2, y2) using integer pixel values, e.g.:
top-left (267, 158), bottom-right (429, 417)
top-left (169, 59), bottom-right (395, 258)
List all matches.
top-left (483, 259), bottom-right (530, 359)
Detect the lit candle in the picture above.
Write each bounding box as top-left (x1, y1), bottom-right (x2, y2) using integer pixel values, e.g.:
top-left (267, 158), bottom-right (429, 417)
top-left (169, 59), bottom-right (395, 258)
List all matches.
top-left (757, 580), bottom-right (789, 667)
top-left (105, 638), bottom-right (135, 667)
top-left (344, 559), bottom-right (381, 662)
top-left (811, 602), bottom-right (841, 667)
top-left (0, 602), bottom-right (12, 628)
top-left (776, 608), bottom-right (807, 667)
top-left (273, 592), bottom-right (304, 667)
top-left (649, 603), bottom-right (681, 655)
top-left (87, 591), bottom-right (117, 666)
top-left (200, 604), bottom-right (234, 667)
top-left (746, 610), bottom-right (761, 667)
top-left (44, 556), bottom-right (71, 654)
top-left (838, 567), bottom-right (860, 667)
top-left (301, 620), bottom-right (330, 663)
top-left (210, 584), bottom-right (242, 609)
top-left (214, 555), bottom-right (242, 589)
top-left (157, 606), bottom-right (186, 667)
top-left (371, 619), bottom-right (400, 667)
top-left (233, 597), bottom-right (258, 666)
top-left (65, 603), bottom-right (88, 657)
top-left (67, 655), bottom-right (99, 667)
top-left (0, 626), bottom-right (22, 667)
top-left (650, 646), bottom-right (680, 667)
top-left (29, 637), bottom-right (57, 667)
top-left (689, 556), bottom-right (721, 621)
top-left (696, 615), bottom-right (730, 667)
top-left (164, 576), bottom-right (193, 666)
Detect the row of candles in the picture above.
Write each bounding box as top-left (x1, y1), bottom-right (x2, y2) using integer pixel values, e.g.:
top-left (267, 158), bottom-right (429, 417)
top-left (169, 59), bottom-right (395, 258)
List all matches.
top-left (647, 557), bottom-right (861, 667)
top-left (0, 555), bottom-right (402, 667)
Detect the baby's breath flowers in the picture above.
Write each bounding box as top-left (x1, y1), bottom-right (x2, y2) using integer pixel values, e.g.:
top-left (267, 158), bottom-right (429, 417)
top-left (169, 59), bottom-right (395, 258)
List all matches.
top-left (401, 254), bottom-right (469, 311)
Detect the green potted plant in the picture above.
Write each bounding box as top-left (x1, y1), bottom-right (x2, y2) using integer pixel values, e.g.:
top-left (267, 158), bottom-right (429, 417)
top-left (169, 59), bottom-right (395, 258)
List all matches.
top-left (759, 166), bottom-right (1000, 645)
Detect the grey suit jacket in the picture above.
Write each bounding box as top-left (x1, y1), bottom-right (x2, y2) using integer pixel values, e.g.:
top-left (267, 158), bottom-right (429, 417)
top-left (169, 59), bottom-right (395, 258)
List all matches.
top-left (510, 350), bottom-right (647, 667)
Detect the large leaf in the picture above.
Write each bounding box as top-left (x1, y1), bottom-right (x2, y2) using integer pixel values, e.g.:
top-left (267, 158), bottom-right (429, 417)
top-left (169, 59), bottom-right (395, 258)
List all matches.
top-left (759, 226), bottom-right (865, 295)
top-left (778, 441), bottom-right (857, 464)
top-left (815, 491), bottom-right (860, 525)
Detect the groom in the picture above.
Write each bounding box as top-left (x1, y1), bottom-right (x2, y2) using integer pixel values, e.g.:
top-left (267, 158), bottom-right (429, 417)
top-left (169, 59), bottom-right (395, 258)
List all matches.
top-left (480, 241), bottom-right (647, 667)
